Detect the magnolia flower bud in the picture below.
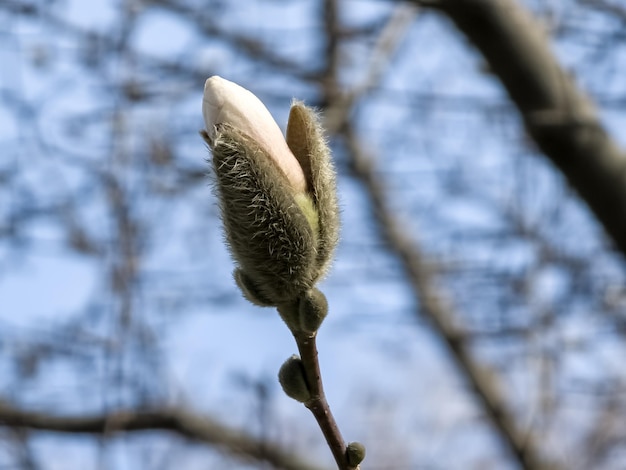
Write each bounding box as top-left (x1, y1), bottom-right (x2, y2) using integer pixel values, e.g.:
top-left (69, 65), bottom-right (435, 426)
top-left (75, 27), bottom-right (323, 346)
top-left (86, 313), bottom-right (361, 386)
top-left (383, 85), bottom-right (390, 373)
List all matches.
top-left (201, 76), bottom-right (340, 306)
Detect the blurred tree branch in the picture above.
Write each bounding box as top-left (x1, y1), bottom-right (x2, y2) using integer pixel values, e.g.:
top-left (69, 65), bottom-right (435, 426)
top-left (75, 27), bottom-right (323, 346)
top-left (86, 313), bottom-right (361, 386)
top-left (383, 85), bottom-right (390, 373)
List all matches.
top-left (2, 0), bottom-right (626, 467)
top-left (343, 125), bottom-right (560, 470)
top-left (320, 2), bottom-right (558, 468)
top-left (0, 403), bottom-right (329, 470)
top-left (417, 0), bottom-right (626, 259)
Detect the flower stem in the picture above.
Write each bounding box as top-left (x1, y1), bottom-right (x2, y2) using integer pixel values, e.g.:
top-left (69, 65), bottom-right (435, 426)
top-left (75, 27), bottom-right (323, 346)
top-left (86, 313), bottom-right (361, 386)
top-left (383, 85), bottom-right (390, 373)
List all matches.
top-left (293, 332), bottom-right (358, 470)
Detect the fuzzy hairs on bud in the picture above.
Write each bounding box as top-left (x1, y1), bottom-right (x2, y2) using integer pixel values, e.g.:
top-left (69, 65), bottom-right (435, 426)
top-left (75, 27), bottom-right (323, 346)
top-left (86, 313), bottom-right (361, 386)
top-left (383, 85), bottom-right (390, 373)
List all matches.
top-left (209, 126), bottom-right (319, 305)
top-left (287, 102), bottom-right (340, 282)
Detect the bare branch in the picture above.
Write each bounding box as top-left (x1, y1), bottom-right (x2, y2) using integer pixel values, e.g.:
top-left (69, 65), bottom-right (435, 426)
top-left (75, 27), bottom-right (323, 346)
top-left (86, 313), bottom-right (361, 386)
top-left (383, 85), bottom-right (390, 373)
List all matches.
top-left (0, 403), bottom-right (329, 470)
top-left (293, 332), bottom-right (357, 470)
top-left (422, 0), bottom-right (626, 259)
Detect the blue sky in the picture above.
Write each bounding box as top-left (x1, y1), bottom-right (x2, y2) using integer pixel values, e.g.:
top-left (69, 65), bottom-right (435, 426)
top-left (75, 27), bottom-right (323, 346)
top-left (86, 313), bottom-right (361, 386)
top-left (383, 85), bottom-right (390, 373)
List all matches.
top-left (2, 1), bottom-right (626, 469)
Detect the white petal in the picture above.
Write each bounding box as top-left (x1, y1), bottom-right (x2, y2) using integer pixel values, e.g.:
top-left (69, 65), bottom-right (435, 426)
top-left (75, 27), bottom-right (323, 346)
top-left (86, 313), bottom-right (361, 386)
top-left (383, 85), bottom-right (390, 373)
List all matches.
top-left (203, 76), bottom-right (307, 193)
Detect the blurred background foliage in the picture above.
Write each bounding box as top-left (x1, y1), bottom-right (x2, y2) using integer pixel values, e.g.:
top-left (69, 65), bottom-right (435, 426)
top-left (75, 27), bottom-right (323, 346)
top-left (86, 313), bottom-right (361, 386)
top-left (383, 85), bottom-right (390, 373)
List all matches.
top-left (1, 0), bottom-right (626, 469)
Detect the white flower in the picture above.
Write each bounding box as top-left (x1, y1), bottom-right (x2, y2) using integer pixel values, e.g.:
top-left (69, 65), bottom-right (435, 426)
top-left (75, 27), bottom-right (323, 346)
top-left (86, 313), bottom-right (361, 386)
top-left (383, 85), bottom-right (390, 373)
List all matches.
top-left (203, 76), bottom-right (307, 193)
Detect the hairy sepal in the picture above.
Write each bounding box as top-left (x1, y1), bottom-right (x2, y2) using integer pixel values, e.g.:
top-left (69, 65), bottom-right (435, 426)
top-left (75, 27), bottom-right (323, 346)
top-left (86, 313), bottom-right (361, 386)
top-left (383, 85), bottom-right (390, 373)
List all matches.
top-left (212, 125), bottom-right (318, 305)
top-left (286, 102), bottom-right (340, 283)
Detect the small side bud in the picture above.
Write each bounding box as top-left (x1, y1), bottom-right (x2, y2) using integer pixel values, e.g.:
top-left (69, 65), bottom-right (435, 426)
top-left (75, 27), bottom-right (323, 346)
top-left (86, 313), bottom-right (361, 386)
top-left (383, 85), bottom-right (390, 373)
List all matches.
top-left (346, 441), bottom-right (366, 467)
top-left (233, 269), bottom-right (275, 307)
top-left (277, 301), bottom-right (301, 333)
top-left (278, 355), bottom-right (311, 403)
top-left (299, 288), bottom-right (328, 334)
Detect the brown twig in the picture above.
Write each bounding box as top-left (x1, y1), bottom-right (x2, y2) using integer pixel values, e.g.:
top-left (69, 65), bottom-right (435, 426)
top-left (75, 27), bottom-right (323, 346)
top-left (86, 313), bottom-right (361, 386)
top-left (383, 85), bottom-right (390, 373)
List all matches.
top-left (292, 331), bottom-right (358, 470)
top-left (294, 6), bottom-right (417, 469)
